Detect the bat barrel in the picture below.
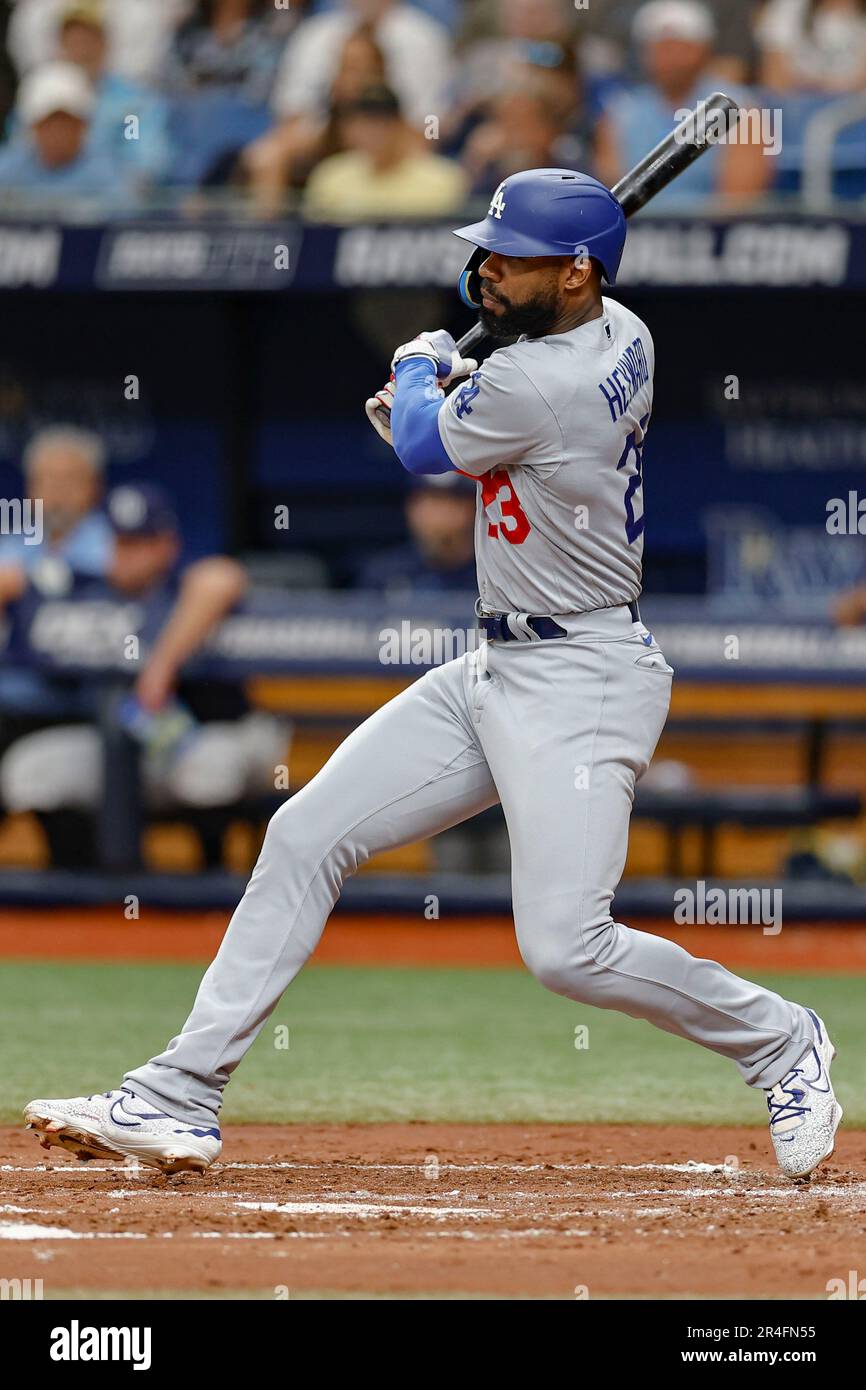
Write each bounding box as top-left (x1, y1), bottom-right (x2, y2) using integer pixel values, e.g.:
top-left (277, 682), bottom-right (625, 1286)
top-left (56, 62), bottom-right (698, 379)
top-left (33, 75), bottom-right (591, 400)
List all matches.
top-left (612, 91), bottom-right (739, 217)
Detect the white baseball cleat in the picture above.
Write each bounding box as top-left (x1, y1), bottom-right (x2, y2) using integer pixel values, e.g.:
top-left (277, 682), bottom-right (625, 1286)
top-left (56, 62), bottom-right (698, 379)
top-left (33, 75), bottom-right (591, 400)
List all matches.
top-left (766, 1010), bottom-right (842, 1181)
top-left (24, 1088), bottom-right (221, 1174)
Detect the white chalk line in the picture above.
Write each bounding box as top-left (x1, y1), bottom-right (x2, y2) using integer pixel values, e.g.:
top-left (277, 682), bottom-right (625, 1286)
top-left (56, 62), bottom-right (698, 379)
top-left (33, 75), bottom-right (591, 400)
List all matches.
top-left (0, 1221), bottom-right (332, 1243)
top-left (17, 1181), bottom-right (863, 1215)
top-left (4, 1155), bottom-right (863, 1207)
top-left (0, 1223), bottom-right (149, 1241)
top-left (8, 1165), bottom-right (866, 1241)
top-left (5, 1185), bottom-right (859, 1247)
top-left (235, 1200), bottom-right (490, 1219)
top-left (14, 1177), bottom-right (864, 1206)
top-left (0, 1226), bottom-right (658, 1245)
top-left (5, 1155), bottom-right (864, 1244)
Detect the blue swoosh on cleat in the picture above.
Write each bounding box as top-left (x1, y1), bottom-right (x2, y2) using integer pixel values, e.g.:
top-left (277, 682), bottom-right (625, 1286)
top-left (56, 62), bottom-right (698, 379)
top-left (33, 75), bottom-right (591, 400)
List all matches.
top-left (110, 1096), bottom-right (170, 1128)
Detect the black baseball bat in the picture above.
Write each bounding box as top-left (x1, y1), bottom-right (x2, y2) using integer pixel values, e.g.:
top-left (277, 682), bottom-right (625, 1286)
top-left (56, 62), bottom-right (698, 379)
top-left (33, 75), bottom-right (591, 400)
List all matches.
top-left (454, 91), bottom-right (740, 357)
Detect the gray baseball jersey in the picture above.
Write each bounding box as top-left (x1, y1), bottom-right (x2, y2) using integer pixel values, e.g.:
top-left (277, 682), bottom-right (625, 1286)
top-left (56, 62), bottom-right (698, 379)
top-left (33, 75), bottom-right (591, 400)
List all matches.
top-left (438, 296), bottom-right (653, 614)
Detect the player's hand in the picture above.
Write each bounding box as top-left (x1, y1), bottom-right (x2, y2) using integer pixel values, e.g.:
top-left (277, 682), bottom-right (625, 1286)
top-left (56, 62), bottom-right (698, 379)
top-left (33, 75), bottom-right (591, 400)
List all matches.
top-left (364, 375), bottom-right (396, 447)
top-left (391, 329), bottom-right (478, 386)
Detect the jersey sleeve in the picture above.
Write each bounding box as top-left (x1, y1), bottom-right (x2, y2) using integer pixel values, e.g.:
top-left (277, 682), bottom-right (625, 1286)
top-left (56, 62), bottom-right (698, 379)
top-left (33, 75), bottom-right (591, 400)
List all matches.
top-left (437, 348), bottom-right (562, 478)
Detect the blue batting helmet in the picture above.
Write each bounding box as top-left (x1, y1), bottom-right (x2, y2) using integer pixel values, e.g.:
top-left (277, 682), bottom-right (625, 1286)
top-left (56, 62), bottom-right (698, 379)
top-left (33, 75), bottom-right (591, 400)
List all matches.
top-left (453, 168), bottom-right (627, 308)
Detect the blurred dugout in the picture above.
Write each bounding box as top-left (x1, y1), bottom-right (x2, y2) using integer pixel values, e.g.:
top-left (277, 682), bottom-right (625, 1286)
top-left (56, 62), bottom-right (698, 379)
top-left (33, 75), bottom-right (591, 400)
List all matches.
top-left (0, 461), bottom-right (288, 868)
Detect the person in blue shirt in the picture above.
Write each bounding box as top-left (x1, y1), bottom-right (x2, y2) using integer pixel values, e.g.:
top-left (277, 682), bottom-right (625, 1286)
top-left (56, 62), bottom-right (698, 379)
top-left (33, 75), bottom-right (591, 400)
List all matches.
top-left (594, 0), bottom-right (769, 208)
top-left (56, 1), bottom-right (173, 186)
top-left (0, 424), bottom-right (112, 723)
top-left (355, 470), bottom-right (478, 596)
top-left (0, 59), bottom-right (136, 212)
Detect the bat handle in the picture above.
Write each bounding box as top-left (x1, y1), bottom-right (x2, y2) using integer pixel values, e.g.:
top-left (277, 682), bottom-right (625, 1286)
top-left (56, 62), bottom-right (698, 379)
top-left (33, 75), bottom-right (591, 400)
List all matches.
top-left (455, 319), bottom-right (488, 356)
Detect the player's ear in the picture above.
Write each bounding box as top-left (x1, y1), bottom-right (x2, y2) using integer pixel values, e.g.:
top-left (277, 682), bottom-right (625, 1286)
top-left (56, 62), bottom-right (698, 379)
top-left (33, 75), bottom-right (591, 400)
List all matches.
top-left (565, 248), bottom-right (593, 291)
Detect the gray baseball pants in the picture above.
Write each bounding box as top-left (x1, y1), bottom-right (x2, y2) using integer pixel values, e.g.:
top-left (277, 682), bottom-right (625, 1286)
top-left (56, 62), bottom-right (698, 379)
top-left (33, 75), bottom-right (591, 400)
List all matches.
top-left (125, 605), bottom-right (813, 1123)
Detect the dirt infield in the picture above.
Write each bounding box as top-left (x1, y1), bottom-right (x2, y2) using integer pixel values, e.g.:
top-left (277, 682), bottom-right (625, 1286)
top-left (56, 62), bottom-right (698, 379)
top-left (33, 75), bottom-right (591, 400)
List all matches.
top-left (2, 910), bottom-right (866, 972)
top-left (2, 1123), bottom-right (864, 1298)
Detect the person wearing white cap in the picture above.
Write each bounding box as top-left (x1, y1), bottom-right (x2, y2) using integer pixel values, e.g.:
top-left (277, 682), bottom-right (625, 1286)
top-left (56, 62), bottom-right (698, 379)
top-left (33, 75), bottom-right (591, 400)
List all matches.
top-left (578, 0), bottom-right (756, 85)
top-left (758, 0), bottom-right (866, 95)
top-left (0, 57), bottom-right (135, 207)
top-left (56, 1), bottom-right (173, 184)
top-left (631, 0), bottom-right (717, 47)
top-left (595, 0), bottom-right (771, 207)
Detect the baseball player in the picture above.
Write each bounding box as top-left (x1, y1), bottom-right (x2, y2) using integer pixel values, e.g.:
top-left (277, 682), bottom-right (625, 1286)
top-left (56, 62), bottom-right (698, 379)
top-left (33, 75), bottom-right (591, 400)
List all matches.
top-left (25, 170), bottom-right (841, 1180)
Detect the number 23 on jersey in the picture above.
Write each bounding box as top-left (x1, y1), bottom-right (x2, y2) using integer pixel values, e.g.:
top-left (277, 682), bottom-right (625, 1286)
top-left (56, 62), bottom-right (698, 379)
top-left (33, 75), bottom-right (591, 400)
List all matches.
top-left (480, 469), bottom-right (531, 544)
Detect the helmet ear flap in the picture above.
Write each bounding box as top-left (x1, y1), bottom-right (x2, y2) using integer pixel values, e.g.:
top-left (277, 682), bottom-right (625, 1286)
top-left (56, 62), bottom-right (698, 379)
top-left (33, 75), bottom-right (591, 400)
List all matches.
top-left (458, 246), bottom-right (486, 308)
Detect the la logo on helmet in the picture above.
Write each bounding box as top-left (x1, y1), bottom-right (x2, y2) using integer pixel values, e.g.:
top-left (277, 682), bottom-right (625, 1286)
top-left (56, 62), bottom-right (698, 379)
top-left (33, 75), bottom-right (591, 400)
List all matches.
top-left (488, 183), bottom-right (506, 219)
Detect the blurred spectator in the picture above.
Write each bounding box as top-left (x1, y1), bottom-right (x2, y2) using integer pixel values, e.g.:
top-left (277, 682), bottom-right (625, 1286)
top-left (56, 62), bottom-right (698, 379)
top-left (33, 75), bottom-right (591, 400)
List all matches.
top-left (56, 0), bottom-right (172, 184)
top-left (757, 0), bottom-right (866, 94)
top-left (164, 0), bottom-right (284, 104)
top-left (0, 424), bottom-right (110, 588)
top-left (684, 0), bottom-right (760, 80)
top-left (244, 23), bottom-right (387, 213)
top-left (0, 483), bottom-right (289, 866)
top-left (8, 0), bottom-right (190, 87)
top-left (270, 0), bottom-right (452, 131)
top-left (303, 82), bottom-right (467, 218)
top-left (463, 78), bottom-right (581, 192)
top-left (595, 1), bottom-right (771, 206)
top-left (453, 0), bottom-right (581, 130)
top-left (0, 425), bottom-right (111, 727)
top-left (0, 59), bottom-right (137, 210)
top-left (356, 471), bottom-right (477, 595)
top-left (0, 0), bottom-right (19, 126)
top-left (460, 38), bottom-right (592, 179)
top-left (162, 0), bottom-right (290, 186)
top-left (571, 0), bottom-right (757, 84)
top-left (514, 39), bottom-right (586, 136)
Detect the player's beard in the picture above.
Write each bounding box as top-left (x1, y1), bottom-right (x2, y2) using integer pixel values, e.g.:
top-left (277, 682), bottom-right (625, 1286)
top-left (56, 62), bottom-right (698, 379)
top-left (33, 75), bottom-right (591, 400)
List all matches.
top-left (478, 283), bottom-right (561, 340)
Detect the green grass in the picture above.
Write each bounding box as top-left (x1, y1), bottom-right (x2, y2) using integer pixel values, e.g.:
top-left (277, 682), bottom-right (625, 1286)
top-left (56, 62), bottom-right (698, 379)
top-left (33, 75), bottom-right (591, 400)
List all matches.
top-left (2, 961), bottom-right (863, 1127)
